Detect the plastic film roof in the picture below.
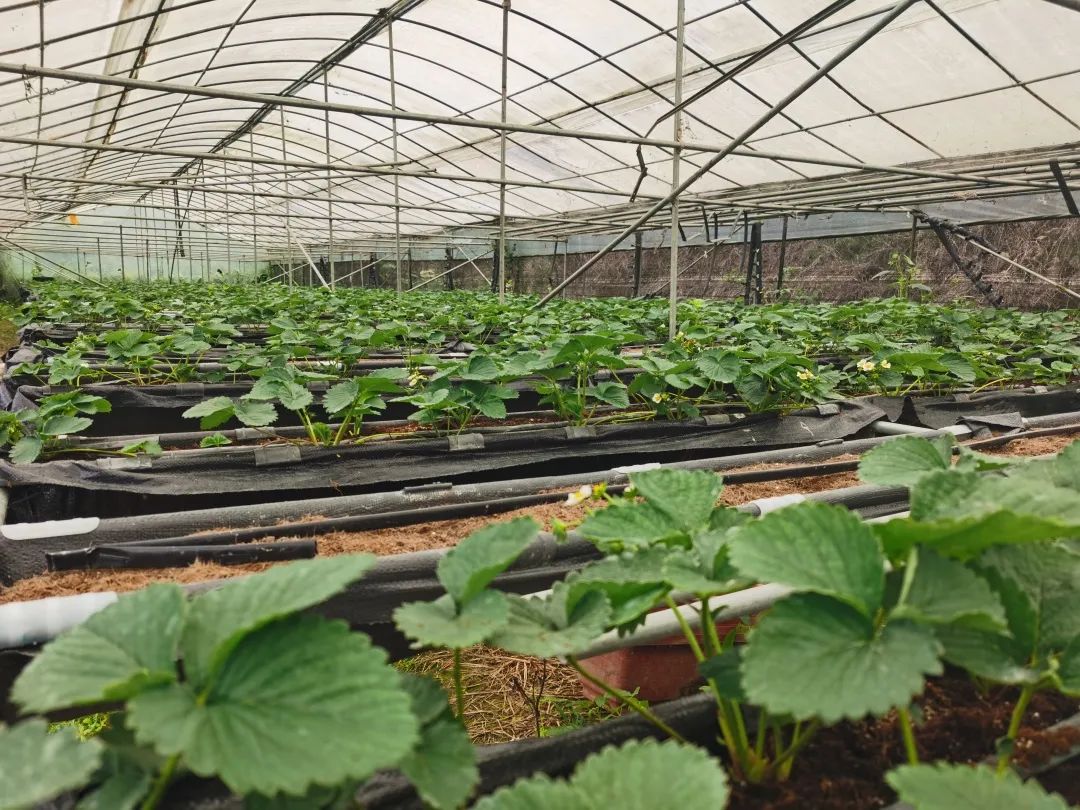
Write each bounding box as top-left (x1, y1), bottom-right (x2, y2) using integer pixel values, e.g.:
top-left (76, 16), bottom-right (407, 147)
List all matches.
top-left (0, 0), bottom-right (1077, 259)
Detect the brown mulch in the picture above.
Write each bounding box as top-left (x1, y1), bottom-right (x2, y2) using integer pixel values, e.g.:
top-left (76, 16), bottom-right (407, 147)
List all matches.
top-left (727, 670), bottom-right (1080, 809)
top-left (398, 646), bottom-right (600, 745)
top-left (983, 432), bottom-right (1077, 457)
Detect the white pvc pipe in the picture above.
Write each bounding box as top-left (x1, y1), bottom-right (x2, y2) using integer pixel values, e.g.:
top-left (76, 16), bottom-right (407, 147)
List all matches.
top-left (873, 421), bottom-right (972, 437)
top-left (0, 592), bottom-right (117, 648)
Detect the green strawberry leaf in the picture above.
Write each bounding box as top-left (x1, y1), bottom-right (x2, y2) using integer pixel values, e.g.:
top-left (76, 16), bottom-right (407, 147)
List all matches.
top-left (578, 502), bottom-right (686, 551)
top-left (629, 468), bottom-right (723, 532)
top-left (491, 587), bottom-right (610, 658)
top-left (728, 502), bottom-right (884, 617)
top-left (13, 584), bottom-right (185, 713)
top-left (858, 435), bottom-right (953, 487)
top-left (742, 593), bottom-right (942, 722)
top-left (436, 517), bottom-right (539, 605)
top-left (886, 763), bottom-right (1069, 810)
top-left (181, 554), bottom-right (374, 688)
top-left (40, 414), bottom-right (93, 436)
top-left (233, 398), bottom-right (278, 427)
top-left (394, 592), bottom-right (509, 649)
top-left (322, 379), bottom-right (360, 415)
top-left (398, 675), bottom-right (478, 810)
top-left (891, 548), bottom-right (1006, 631)
top-left (129, 615), bottom-right (417, 797)
top-left (182, 396), bottom-right (236, 430)
top-left (9, 436), bottom-right (43, 464)
top-left (569, 550), bottom-right (672, 628)
top-left (0, 721), bottom-right (102, 810)
top-left (473, 739), bottom-right (728, 810)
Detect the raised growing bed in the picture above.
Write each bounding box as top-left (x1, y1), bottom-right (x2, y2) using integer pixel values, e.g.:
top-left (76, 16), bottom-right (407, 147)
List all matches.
top-left (0, 399), bottom-right (886, 522)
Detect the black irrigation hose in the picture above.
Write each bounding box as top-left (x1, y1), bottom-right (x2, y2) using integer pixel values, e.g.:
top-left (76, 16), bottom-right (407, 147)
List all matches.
top-left (46, 540), bottom-right (316, 571)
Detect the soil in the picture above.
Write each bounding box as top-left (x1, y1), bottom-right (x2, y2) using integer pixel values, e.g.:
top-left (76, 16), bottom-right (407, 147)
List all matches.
top-left (726, 671), bottom-right (1080, 809)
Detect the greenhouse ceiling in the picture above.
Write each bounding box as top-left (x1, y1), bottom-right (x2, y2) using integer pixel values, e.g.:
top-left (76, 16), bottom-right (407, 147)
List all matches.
top-left (0, 0), bottom-right (1077, 267)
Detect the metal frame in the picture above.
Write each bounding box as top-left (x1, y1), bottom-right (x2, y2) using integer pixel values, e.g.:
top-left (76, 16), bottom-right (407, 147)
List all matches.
top-left (0, 0), bottom-right (1071, 309)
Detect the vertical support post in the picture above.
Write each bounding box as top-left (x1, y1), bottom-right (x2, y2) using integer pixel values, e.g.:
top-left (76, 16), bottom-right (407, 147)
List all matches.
top-left (407, 248), bottom-right (414, 288)
top-left (445, 246), bottom-right (454, 290)
top-left (668, 0), bottom-right (686, 339)
top-left (323, 70), bottom-right (336, 289)
top-left (497, 0), bottom-right (511, 303)
top-left (749, 222), bottom-right (763, 304)
top-left (909, 215), bottom-right (917, 263)
top-left (202, 188), bottom-right (210, 281)
top-left (222, 160), bottom-right (232, 278)
top-left (95, 238), bottom-right (102, 281)
top-left (278, 107), bottom-right (294, 288)
top-left (776, 215), bottom-right (788, 292)
top-left (549, 240), bottom-right (560, 292)
top-left (250, 132), bottom-right (259, 282)
top-left (144, 239), bottom-right (149, 282)
top-left (562, 238), bottom-right (568, 297)
top-left (387, 15), bottom-right (402, 293)
top-left (738, 216), bottom-right (747, 304)
top-left (633, 231), bottom-right (643, 297)
top-left (119, 224), bottom-right (126, 281)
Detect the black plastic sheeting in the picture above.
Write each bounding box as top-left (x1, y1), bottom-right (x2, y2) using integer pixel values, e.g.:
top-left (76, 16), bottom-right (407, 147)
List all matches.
top-left (864, 385), bottom-right (1080, 428)
top-left (0, 400), bottom-right (886, 523)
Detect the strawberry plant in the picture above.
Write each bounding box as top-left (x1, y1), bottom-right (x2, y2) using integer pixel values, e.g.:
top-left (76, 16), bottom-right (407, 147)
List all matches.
top-left (1, 555), bottom-right (478, 809)
top-left (0, 391), bottom-right (127, 463)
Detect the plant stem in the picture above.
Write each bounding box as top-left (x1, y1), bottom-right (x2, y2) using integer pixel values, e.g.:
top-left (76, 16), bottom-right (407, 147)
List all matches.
top-left (664, 595), bottom-right (704, 663)
top-left (333, 411), bottom-right (352, 445)
top-left (140, 753), bottom-right (181, 810)
top-left (997, 683), bottom-right (1036, 774)
top-left (772, 719), bottom-right (820, 777)
top-left (452, 647), bottom-right (466, 720)
top-left (567, 656), bottom-right (690, 744)
top-left (897, 706), bottom-right (919, 765)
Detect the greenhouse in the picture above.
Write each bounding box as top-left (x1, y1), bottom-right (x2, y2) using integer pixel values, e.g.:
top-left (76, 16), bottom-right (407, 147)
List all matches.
top-left (0, 1), bottom-right (1078, 808)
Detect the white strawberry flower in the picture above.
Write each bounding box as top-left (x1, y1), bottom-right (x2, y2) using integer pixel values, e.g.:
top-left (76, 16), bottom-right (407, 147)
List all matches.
top-left (565, 484), bottom-right (593, 505)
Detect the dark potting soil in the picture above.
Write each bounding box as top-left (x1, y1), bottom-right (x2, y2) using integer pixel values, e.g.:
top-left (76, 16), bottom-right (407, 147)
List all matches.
top-left (725, 672), bottom-right (1079, 809)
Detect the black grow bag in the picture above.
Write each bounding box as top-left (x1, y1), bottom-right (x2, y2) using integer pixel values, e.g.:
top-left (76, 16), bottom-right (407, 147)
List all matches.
top-left (0, 400), bottom-right (885, 522)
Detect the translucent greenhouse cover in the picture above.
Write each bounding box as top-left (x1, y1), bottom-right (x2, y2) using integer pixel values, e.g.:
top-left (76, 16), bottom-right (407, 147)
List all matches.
top-left (0, 0), bottom-right (1077, 259)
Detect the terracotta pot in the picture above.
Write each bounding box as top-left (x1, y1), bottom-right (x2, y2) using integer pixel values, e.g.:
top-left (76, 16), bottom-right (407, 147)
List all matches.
top-left (578, 617), bottom-right (749, 703)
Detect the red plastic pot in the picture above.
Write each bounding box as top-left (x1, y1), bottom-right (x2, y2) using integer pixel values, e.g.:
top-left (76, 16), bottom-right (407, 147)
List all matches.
top-left (577, 617), bottom-right (750, 703)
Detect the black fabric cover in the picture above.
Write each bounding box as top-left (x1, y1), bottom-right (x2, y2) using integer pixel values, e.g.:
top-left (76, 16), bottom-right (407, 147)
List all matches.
top-left (910, 386), bottom-right (1080, 429)
top-left (0, 400), bottom-right (885, 522)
